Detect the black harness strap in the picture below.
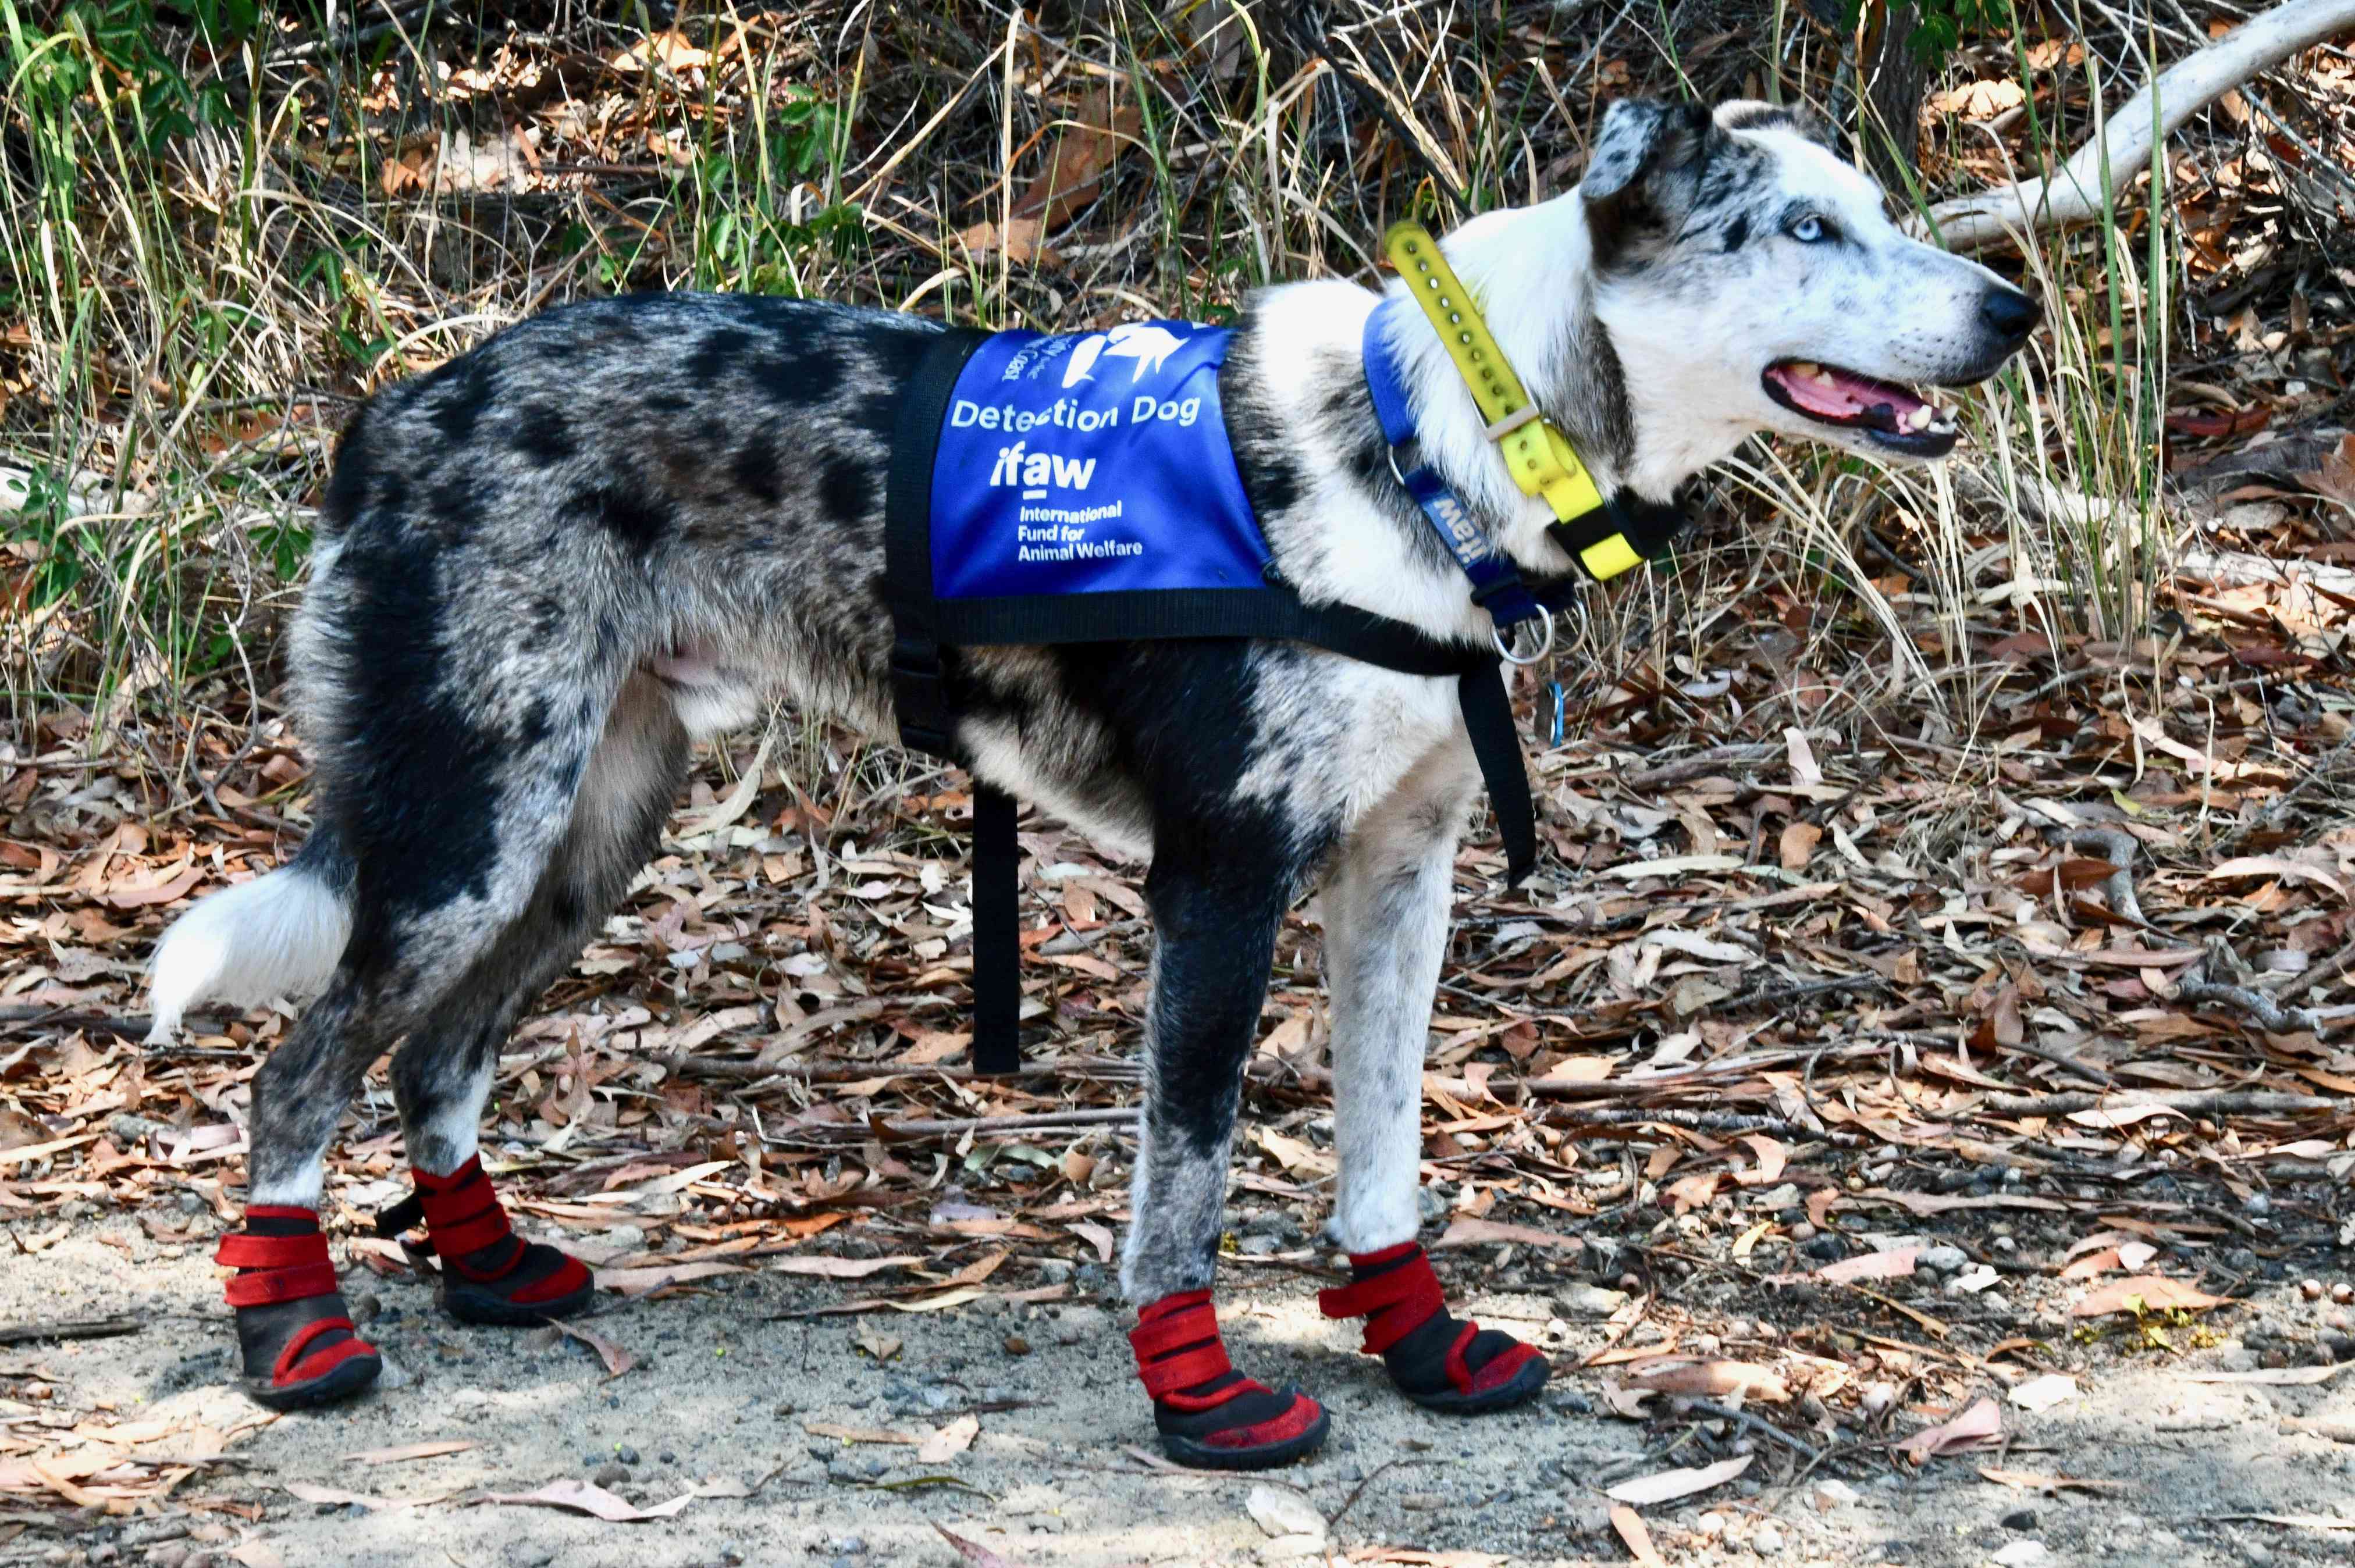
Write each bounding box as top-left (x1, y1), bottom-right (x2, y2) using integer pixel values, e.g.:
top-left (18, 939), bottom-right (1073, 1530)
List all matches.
top-left (885, 328), bottom-right (991, 761)
top-left (970, 783), bottom-right (1023, 1074)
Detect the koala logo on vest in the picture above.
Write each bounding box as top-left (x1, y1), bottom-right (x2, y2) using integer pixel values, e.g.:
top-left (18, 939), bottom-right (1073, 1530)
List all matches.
top-left (929, 321), bottom-right (1268, 602)
top-left (1061, 322), bottom-right (1186, 387)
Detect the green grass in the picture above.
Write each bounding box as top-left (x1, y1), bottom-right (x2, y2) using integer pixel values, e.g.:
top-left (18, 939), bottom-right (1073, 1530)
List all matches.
top-left (0, 0), bottom-right (2272, 801)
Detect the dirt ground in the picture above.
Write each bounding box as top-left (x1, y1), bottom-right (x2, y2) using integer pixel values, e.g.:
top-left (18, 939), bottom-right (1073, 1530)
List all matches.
top-left (3, 1202), bottom-right (2351, 1568)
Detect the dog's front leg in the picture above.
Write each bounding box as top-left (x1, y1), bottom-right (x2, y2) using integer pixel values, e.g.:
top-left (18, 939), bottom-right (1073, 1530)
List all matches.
top-left (1315, 738), bottom-right (1550, 1412)
top-left (1119, 840), bottom-right (1328, 1469)
top-left (1323, 741), bottom-right (1479, 1257)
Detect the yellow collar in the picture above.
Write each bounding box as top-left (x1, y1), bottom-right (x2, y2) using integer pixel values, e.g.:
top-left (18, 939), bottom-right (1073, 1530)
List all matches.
top-left (1384, 222), bottom-right (1643, 581)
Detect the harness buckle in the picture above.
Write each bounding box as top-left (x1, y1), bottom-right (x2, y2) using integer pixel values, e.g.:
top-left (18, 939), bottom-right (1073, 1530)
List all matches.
top-left (1492, 604), bottom-right (1555, 666)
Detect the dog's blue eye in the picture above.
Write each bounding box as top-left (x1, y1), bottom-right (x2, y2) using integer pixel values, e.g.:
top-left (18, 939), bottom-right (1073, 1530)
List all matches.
top-left (1791, 215), bottom-right (1831, 244)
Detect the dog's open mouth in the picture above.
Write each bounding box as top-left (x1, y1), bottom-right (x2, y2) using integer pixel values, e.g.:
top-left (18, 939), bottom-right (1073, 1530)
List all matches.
top-left (1761, 360), bottom-right (1958, 457)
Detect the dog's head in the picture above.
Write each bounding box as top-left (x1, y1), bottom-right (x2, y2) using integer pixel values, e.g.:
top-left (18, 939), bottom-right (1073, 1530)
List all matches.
top-left (1580, 98), bottom-right (2037, 463)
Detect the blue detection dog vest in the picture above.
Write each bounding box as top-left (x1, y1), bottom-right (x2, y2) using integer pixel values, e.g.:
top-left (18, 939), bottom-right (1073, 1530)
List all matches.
top-left (884, 320), bottom-right (1628, 1074)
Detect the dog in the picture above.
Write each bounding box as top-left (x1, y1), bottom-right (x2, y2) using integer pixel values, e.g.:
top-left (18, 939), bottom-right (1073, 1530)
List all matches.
top-left (148, 98), bottom-right (2034, 1464)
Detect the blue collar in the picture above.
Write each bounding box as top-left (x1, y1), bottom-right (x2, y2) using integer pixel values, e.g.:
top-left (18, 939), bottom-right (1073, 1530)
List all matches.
top-left (1361, 303), bottom-right (1556, 663)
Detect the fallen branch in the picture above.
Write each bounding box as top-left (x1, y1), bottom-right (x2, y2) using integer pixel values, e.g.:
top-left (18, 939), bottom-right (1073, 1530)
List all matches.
top-left (872, 1107), bottom-right (1140, 1140)
top-left (2173, 967), bottom-right (2326, 1035)
top-left (2059, 825), bottom-right (2147, 926)
top-left (0, 1316), bottom-right (144, 1346)
top-left (1912, 0), bottom-right (2355, 250)
top-left (1977, 1089), bottom-right (2332, 1118)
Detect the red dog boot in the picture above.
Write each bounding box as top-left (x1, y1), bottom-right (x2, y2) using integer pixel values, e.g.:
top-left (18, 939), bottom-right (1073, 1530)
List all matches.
top-left (376, 1156), bottom-right (593, 1324)
top-left (1130, 1289), bottom-right (1329, 1470)
top-left (218, 1207), bottom-right (383, 1411)
top-left (1319, 1241), bottom-right (1549, 1413)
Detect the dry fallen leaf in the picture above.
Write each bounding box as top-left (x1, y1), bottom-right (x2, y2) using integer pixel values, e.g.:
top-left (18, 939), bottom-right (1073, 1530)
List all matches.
top-left (932, 1523), bottom-right (1027, 1567)
top-left (1605, 1453), bottom-right (1755, 1505)
top-left (803, 1422), bottom-right (920, 1446)
top-left (2069, 1276), bottom-right (2229, 1317)
top-left (1609, 1502), bottom-right (1667, 1566)
top-left (1977, 1467), bottom-right (2132, 1494)
top-left (916, 1413), bottom-right (979, 1464)
top-left (769, 1255), bottom-right (920, 1279)
top-left (594, 1261), bottom-right (745, 1296)
top-left (341, 1439), bottom-right (476, 1466)
top-left (1897, 1396), bottom-right (2002, 1463)
top-left (1621, 1359), bottom-right (1790, 1403)
top-left (483, 1478), bottom-right (693, 1522)
top-left (1813, 1245), bottom-right (1919, 1285)
top-left (1435, 1216), bottom-right (1582, 1250)
top-left (2008, 1373), bottom-right (2079, 1413)
top-left (552, 1320), bottom-right (638, 1379)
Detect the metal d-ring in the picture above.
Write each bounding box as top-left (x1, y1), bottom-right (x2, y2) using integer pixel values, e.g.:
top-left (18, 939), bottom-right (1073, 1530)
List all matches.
top-left (1493, 604), bottom-right (1556, 665)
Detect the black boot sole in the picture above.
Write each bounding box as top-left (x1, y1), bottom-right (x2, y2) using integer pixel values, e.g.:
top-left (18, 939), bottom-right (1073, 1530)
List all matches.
top-left (1158, 1405), bottom-right (1331, 1471)
top-left (241, 1348), bottom-right (382, 1412)
top-left (440, 1275), bottom-right (596, 1326)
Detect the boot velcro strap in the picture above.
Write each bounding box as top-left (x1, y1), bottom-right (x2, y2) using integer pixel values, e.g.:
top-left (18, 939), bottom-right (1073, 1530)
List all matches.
top-left (1318, 1246), bottom-right (1445, 1355)
top-left (1128, 1290), bottom-right (1218, 1359)
top-left (216, 1228), bottom-right (330, 1271)
top-left (1130, 1291), bottom-right (1256, 1407)
top-left (410, 1157), bottom-right (518, 1259)
top-left (223, 1261), bottom-right (339, 1307)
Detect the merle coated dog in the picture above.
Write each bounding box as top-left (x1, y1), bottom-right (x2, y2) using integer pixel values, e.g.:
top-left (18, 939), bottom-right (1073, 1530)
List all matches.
top-left (150, 99), bottom-right (2035, 1460)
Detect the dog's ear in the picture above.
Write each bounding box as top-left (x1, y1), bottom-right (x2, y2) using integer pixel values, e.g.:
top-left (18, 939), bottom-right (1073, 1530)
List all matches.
top-left (1714, 98), bottom-right (1840, 155)
top-left (1580, 99), bottom-right (1717, 269)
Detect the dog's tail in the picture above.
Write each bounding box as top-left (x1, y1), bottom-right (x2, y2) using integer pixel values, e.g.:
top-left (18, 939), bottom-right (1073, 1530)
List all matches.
top-left (146, 828), bottom-right (355, 1043)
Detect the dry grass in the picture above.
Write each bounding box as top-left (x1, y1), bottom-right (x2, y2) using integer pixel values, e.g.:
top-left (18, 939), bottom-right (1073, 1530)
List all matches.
top-left (2, 1), bottom-right (2349, 820)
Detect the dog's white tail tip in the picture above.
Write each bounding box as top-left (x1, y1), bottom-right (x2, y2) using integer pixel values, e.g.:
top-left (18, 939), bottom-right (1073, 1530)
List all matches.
top-left (145, 864), bottom-right (351, 1040)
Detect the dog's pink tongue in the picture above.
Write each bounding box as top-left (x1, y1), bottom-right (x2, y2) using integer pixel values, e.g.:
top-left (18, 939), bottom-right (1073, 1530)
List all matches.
top-left (1773, 362), bottom-right (1925, 423)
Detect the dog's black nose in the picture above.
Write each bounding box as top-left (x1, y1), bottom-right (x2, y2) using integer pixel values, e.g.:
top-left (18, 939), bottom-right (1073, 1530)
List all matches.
top-left (1980, 287), bottom-right (2041, 346)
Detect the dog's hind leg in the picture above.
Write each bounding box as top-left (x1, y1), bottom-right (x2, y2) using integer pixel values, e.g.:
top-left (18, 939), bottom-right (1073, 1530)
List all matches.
top-left (224, 659), bottom-right (634, 1409)
top-left (379, 673), bottom-right (689, 1324)
top-left (1314, 736), bottom-right (1549, 1413)
top-left (1119, 825), bottom-right (1329, 1470)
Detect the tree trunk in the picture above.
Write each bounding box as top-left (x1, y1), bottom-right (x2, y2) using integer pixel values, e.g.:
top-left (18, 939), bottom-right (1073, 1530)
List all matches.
top-left (1861, 2), bottom-right (1929, 189)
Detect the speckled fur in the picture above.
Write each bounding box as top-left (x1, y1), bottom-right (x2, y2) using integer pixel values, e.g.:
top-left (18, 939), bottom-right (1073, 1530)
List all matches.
top-left (153, 99), bottom-right (2032, 1308)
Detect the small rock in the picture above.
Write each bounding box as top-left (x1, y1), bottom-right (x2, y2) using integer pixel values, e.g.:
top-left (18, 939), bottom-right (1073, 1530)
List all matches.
top-left (1696, 1513), bottom-right (1728, 1537)
top-left (1920, 1245), bottom-right (1969, 1275)
top-left (374, 1354), bottom-right (412, 1391)
top-left (1813, 1478), bottom-right (1860, 1509)
top-left (1002, 1334), bottom-right (1031, 1356)
top-left (2244, 1194), bottom-right (2271, 1218)
top-left (348, 1292), bottom-right (382, 1325)
top-left (1035, 1259), bottom-right (1075, 1285)
top-left (835, 1536), bottom-right (869, 1558)
top-left (593, 1223), bottom-right (648, 1252)
top-left (1804, 1234), bottom-right (1844, 1261)
top-left (1992, 1543), bottom-right (2051, 1567)
top-left (1553, 1284), bottom-right (1630, 1318)
top-left (2002, 1508), bottom-right (2039, 1531)
top-left (1860, 1382), bottom-right (1897, 1418)
top-left (1258, 1536), bottom-right (1326, 1563)
top-left (616, 1445), bottom-right (640, 1466)
top-left (1244, 1483), bottom-right (1327, 1545)
top-left (593, 1462), bottom-right (629, 1487)
top-left (825, 1461), bottom-right (865, 1485)
top-left (1236, 1234), bottom-right (1281, 1257)
top-left (1753, 1523), bottom-right (1785, 1555)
